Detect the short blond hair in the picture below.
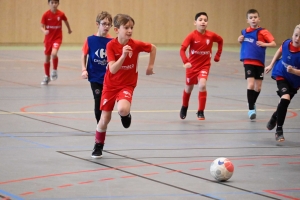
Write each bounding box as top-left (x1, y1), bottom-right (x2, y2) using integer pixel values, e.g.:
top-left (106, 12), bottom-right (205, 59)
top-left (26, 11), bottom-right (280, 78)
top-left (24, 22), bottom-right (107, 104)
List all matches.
top-left (96, 11), bottom-right (112, 23)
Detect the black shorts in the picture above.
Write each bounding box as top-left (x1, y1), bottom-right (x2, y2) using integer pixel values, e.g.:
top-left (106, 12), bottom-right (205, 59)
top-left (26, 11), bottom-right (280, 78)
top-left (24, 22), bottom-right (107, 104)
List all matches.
top-left (276, 79), bottom-right (298, 98)
top-left (90, 82), bottom-right (103, 99)
top-left (244, 64), bottom-right (265, 80)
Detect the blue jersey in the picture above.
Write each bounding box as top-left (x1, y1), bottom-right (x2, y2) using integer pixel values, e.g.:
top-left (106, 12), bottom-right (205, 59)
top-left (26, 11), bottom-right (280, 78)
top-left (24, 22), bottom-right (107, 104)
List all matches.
top-left (272, 39), bottom-right (300, 89)
top-left (240, 28), bottom-right (266, 65)
top-left (87, 35), bottom-right (112, 84)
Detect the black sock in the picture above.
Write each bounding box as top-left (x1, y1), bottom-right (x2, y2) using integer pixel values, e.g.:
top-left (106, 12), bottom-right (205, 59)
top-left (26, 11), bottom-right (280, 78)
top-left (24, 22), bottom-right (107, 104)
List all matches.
top-left (253, 90), bottom-right (260, 104)
top-left (276, 98), bottom-right (290, 129)
top-left (247, 89), bottom-right (255, 110)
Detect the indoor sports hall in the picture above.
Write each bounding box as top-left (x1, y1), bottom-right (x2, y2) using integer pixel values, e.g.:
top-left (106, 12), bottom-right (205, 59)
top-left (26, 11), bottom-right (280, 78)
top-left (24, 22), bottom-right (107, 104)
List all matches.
top-left (1, 0), bottom-right (300, 200)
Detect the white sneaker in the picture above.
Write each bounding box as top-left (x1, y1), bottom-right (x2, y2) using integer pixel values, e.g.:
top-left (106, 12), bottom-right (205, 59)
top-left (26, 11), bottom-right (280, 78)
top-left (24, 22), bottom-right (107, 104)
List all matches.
top-left (41, 76), bottom-right (50, 85)
top-left (51, 70), bottom-right (58, 81)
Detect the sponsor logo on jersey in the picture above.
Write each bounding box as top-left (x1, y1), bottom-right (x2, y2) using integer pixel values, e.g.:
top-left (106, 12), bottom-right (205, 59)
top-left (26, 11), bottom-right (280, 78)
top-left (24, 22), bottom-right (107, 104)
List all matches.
top-left (46, 25), bottom-right (61, 29)
top-left (244, 37), bottom-right (254, 43)
top-left (94, 49), bottom-right (107, 65)
top-left (191, 50), bottom-right (210, 55)
top-left (121, 64), bottom-right (134, 70)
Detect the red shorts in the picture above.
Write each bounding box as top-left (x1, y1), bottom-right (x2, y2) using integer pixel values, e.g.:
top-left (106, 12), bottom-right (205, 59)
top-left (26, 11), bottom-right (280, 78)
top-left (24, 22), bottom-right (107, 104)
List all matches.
top-left (186, 68), bottom-right (209, 85)
top-left (44, 41), bottom-right (61, 55)
top-left (100, 86), bottom-right (134, 111)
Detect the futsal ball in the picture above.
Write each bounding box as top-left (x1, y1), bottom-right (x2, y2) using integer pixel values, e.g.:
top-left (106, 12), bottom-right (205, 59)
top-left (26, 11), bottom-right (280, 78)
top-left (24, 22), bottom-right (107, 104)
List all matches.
top-left (210, 157), bottom-right (234, 181)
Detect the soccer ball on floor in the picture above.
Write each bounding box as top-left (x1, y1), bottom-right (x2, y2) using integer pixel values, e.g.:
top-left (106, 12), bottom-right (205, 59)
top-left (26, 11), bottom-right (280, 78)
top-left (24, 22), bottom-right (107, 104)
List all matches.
top-left (210, 157), bottom-right (234, 181)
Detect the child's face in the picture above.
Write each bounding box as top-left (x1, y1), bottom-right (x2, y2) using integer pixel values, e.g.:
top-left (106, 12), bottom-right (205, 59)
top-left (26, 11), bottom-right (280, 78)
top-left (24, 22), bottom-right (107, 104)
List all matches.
top-left (49, 0), bottom-right (59, 11)
top-left (97, 18), bottom-right (112, 36)
top-left (115, 21), bottom-right (134, 40)
top-left (292, 28), bottom-right (300, 48)
top-left (247, 13), bottom-right (260, 28)
top-left (194, 15), bottom-right (208, 32)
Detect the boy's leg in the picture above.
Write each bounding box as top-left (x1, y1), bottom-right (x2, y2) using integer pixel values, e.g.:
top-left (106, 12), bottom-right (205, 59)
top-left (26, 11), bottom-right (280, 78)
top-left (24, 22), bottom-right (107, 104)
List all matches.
top-left (180, 84), bottom-right (193, 119)
top-left (197, 78), bottom-right (207, 120)
top-left (50, 43), bottom-right (61, 81)
top-left (92, 111), bottom-right (112, 158)
top-left (117, 88), bottom-right (133, 128)
top-left (41, 54), bottom-right (51, 85)
top-left (90, 82), bottom-right (103, 123)
top-left (244, 64), bottom-right (257, 119)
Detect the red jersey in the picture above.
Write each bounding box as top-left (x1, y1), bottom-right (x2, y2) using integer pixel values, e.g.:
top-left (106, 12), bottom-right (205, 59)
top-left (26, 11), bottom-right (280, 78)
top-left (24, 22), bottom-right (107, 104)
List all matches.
top-left (82, 34), bottom-right (112, 54)
top-left (105, 38), bottom-right (152, 89)
top-left (243, 27), bottom-right (275, 66)
top-left (180, 30), bottom-right (223, 74)
top-left (41, 9), bottom-right (67, 43)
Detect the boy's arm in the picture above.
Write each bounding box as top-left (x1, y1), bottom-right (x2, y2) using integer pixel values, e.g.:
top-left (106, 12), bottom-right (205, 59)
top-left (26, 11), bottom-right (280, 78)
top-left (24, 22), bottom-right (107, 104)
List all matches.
top-left (40, 24), bottom-right (49, 35)
top-left (214, 36), bottom-right (223, 62)
top-left (287, 66), bottom-right (300, 76)
top-left (265, 48), bottom-right (282, 74)
top-left (108, 45), bottom-right (131, 74)
top-left (257, 40), bottom-right (276, 47)
top-left (81, 53), bottom-right (88, 79)
top-left (64, 20), bottom-right (72, 34)
top-left (146, 44), bottom-right (156, 75)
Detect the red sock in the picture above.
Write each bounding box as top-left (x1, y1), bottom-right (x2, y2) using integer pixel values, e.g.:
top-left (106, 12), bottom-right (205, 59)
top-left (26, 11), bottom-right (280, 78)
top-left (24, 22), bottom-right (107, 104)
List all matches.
top-left (182, 90), bottom-right (191, 107)
top-left (53, 57), bottom-right (58, 70)
top-left (44, 62), bottom-right (50, 76)
top-left (198, 91), bottom-right (207, 111)
top-left (95, 130), bottom-right (106, 144)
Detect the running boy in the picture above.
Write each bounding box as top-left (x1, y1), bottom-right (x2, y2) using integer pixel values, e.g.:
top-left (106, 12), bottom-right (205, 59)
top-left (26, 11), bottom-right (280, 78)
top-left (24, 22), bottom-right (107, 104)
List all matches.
top-left (265, 24), bottom-right (300, 142)
top-left (238, 9), bottom-right (276, 119)
top-left (81, 11), bottom-right (113, 123)
top-left (91, 14), bottom-right (156, 158)
top-left (40, 0), bottom-right (72, 85)
top-left (179, 12), bottom-right (223, 120)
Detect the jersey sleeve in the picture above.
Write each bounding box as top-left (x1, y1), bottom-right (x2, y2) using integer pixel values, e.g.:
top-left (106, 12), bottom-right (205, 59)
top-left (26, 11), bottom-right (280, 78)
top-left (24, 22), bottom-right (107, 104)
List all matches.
top-left (135, 40), bottom-right (152, 53)
top-left (180, 33), bottom-right (192, 64)
top-left (82, 38), bottom-right (89, 55)
top-left (106, 41), bottom-right (115, 62)
top-left (41, 12), bottom-right (47, 25)
top-left (259, 29), bottom-right (275, 43)
top-left (61, 12), bottom-right (67, 21)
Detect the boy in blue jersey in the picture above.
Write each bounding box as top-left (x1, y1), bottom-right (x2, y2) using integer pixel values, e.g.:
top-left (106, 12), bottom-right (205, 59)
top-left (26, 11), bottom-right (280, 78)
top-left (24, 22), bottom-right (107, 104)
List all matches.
top-left (238, 9), bottom-right (276, 120)
top-left (81, 11), bottom-right (113, 123)
top-left (265, 24), bottom-right (300, 142)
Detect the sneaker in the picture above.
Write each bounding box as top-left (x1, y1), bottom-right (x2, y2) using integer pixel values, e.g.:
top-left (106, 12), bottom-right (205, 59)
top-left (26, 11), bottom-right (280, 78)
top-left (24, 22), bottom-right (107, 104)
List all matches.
top-left (197, 110), bottom-right (205, 120)
top-left (51, 70), bottom-right (58, 81)
top-left (248, 109), bottom-right (256, 120)
top-left (41, 76), bottom-right (50, 85)
top-left (267, 116), bottom-right (277, 130)
top-left (91, 143), bottom-right (104, 158)
top-left (180, 106), bottom-right (188, 119)
top-left (120, 113), bottom-right (131, 128)
top-left (275, 130), bottom-right (285, 142)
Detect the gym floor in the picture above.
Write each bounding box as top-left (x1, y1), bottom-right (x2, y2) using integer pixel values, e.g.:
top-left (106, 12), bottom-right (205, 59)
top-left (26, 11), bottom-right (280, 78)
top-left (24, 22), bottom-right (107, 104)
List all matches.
top-left (0, 46), bottom-right (299, 200)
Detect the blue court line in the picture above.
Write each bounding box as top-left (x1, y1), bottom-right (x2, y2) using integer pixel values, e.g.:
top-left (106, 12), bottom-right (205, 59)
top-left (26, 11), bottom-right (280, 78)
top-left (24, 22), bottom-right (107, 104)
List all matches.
top-left (0, 132), bottom-right (51, 148)
top-left (0, 189), bottom-right (23, 200)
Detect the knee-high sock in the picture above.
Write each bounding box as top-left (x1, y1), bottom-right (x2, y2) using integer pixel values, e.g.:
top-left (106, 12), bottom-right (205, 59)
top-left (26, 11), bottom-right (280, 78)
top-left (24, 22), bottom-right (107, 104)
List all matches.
top-left (247, 89), bottom-right (255, 110)
top-left (253, 90), bottom-right (260, 104)
top-left (182, 90), bottom-right (191, 107)
top-left (53, 57), bottom-right (58, 70)
top-left (198, 91), bottom-right (207, 111)
top-left (276, 98), bottom-right (290, 128)
top-left (95, 130), bottom-right (106, 144)
top-left (44, 62), bottom-right (50, 76)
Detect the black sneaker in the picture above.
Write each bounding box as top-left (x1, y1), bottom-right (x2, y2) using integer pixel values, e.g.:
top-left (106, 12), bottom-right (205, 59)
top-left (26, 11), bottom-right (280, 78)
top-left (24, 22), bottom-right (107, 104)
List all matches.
top-left (120, 113), bottom-right (131, 128)
top-left (267, 117), bottom-right (277, 130)
top-left (197, 110), bottom-right (205, 120)
top-left (91, 143), bottom-right (104, 158)
top-left (180, 106), bottom-right (188, 119)
top-left (275, 130), bottom-right (285, 142)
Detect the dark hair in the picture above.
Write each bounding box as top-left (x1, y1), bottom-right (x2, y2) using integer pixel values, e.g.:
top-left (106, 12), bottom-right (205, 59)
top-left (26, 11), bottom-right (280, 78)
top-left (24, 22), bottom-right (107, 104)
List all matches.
top-left (96, 11), bottom-right (112, 23)
top-left (48, 0), bottom-right (59, 3)
top-left (195, 12), bottom-right (208, 21)
top-left (113, 14), bottom-right (135, 28)
top-left (246, 9), bottom-right (259, 18)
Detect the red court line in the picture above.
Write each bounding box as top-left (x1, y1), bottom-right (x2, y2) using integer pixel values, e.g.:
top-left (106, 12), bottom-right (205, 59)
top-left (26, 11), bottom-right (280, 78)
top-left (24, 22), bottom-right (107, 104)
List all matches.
top-left (237, 164), bottom-right (254, 167)
top-left (78, 180), bottom-right (94, 184)
top-left (264, 189), bottom-right (300, 200)
top-left (58, 184), bottom-right (73, 188)
top-left (262, 163), bottom-right (279, 166)
top-left (100, 178), bottom-right (114, 181)
top-left (39, 188), bottom-right (53, 192)
top-left (143, 172), bottom-right (159, 176)
top-left (2, 155), bottom-right (300, 185)
top-left (19, 192), bottom-right (34, 196)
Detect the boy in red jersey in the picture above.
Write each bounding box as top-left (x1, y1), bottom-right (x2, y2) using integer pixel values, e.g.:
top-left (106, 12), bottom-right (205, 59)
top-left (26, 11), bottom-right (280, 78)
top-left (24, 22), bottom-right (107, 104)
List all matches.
top-left (238, 9), bottom-right (276, 120)
top-left (91, 14), bottom-right (156, 158)
top-left (81, 11), bottom-right (113, 124)
top-left (179, 12), bottom-right (223, 120)
top-left (40, 0), bottom-right (72, 85)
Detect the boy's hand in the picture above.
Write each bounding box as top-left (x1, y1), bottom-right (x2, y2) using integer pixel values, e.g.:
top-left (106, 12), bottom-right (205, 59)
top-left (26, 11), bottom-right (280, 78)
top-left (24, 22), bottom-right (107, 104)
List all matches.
top-left (237, 35), bottom-right (244, 43)
top-left (183, 63), bottom-right (192, 68)
top-left (146, 67), bottom-right (155, 75)
top-left (265, 65), bottom-right (272, 74)
top-left (81, 70), bottom-right (88, 79)
top-left (214, 54), bottom-right (220, 62)
top-left (122, 45), bottom-right (132, 58)
top-left (44, 30), bottom-right (49, 35)
top-left (287, 65), bottom-right (294, 73)
top-left (68, 30), bottom-right (72, 34)
top-left (256, 41), bottom-right (265, 47)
